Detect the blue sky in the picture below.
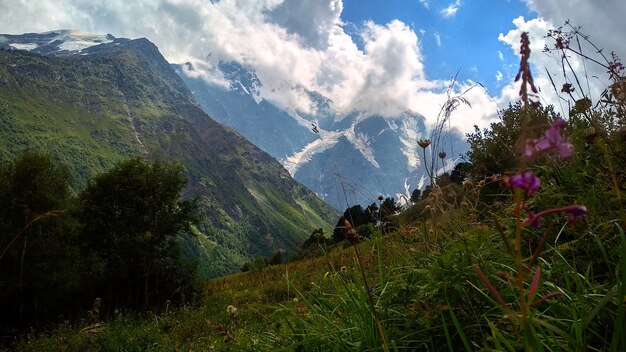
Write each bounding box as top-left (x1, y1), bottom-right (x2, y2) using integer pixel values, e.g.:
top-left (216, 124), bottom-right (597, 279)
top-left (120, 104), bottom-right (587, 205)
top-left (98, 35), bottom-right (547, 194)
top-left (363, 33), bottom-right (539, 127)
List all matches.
top-left (341, 0), bottom-right (533, 93)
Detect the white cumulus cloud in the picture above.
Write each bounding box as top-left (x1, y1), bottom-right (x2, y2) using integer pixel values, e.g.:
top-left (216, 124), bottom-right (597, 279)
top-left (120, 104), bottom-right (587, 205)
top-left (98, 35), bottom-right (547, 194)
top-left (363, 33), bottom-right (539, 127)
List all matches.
top-left (1, 0), bottom-right (429, 120)
top-left (525, 0), bottom-right (626, 60)
top-left (497, 6), bottom-right (624, 118)
top-left (0, 0), bottom-right (567, 136)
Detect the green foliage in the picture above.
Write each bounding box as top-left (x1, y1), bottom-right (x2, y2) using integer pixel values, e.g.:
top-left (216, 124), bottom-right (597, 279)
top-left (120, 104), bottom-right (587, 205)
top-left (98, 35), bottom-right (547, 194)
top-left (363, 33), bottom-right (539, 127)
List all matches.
top-left (466, 102), bottom-right (556, 176)
top-left (0, 152), bottom-right (96, 333)
top-left (379, 197), bottom-right (400, 220)
top-left (0, 153), bottom-right (202, 343)
top-left (240, 251), bottom-right (286, 273)
top-left (410, 188), bottom-right (421, 203)
top-left (0, 43), bottom-right (338, 280)
top-left (332, 203), bottom-right (379, 242)
top-left (76, 157), bottom-right (199, 311)
top-left (268, 250), bottom-right (284, 266)
top-left (0, 151), bottom-right (71, 221)
top-left (12, 214), bottom-right (626, 351)
top-left (449, 162), bottom-right (471, 185)
top-left (355, 223), bottom-right (376, 238)
top-left (285, 271), bottom-right (393, 351)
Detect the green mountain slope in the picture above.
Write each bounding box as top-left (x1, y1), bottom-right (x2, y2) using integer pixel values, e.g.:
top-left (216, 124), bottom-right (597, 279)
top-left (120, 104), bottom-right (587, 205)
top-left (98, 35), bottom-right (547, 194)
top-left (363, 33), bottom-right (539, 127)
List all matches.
top-left (0, 37), bottom-right (337, 277)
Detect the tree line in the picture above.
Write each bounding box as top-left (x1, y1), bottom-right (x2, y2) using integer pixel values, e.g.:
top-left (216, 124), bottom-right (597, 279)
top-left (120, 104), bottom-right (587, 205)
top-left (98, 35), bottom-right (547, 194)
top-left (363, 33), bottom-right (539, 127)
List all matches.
top-left (0, 152), bottom-right (199, 336)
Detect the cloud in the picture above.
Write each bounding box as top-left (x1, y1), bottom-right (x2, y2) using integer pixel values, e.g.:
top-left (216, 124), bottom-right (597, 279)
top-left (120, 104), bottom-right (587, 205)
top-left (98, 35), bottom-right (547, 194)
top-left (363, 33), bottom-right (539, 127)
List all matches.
top-left (433, 32), bottom-right (441, 46)
top-left (326, 19), bottom-right (431, 117)
top-left (0, 0), bottom-right (338, 115)
top-left (0, 0), bottom-right (499, 134)
top-left (497, 17), bottom-right (558, 108)
top-left (497, 13), bottom-right (620, 117)
top-left (410, 80), bottom-right (500, 133)
top-left (440, 0), bottom-right (461, 18)
top-left (496, 71), bottom-right (503, 81)
top-left (495, 1), bottom-right (626, 118)
top-left (418, 0), bottom-right (429, 9)
top-left (266, 0), bottom-right (343, 49)
top-left (525, 0), bottom-right (626, 59)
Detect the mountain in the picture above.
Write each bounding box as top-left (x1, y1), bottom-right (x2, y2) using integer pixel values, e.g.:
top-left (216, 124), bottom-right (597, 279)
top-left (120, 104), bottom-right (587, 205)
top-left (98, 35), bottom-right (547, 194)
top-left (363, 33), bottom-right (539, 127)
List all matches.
top-left (0, 30), bottom-right (115, 56)
top-left (175, 61), bottom-right (468, 208)
top-left (0, 30), bottom-right (338, 277)
top-left (175, 61), bottom-right (318, 160)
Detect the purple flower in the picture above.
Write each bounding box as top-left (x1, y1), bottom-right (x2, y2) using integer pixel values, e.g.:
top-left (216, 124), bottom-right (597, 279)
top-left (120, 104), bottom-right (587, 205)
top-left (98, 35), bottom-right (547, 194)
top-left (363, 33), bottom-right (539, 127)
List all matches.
top-left (523, 204), bottom-right (588, 228)
top-left (565, 205), bottom-right (588, 221)
top-left (510, 170), bottom-right (541, 198)
top-left (525, 117), bottom-right (574, 158)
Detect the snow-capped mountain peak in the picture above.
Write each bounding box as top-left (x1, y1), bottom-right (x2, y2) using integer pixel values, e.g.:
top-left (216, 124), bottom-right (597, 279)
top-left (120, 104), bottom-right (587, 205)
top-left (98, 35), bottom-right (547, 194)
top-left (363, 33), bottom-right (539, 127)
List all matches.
top-left (345, 124), bottom-right (380, 169)
top-left (0, 29), bottom-right (114, 56)
top-left (173, 54), bottom-right (469, 208)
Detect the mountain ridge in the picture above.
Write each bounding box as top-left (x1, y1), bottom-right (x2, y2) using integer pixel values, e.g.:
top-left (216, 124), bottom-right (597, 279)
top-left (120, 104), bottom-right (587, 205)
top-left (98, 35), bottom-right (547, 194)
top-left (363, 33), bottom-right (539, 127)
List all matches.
top-left (0, 30), bottom-right (337, 277)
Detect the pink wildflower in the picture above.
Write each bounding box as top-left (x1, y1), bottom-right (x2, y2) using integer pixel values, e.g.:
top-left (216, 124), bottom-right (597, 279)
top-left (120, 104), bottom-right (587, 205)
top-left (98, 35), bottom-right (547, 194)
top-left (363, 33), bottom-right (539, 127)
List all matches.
top-left (509, 170), bottom-right (541, 198)
top-left (525, 117), bottom-right (574, 158)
